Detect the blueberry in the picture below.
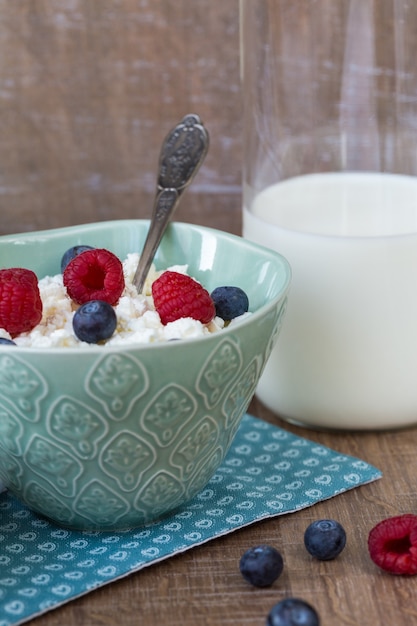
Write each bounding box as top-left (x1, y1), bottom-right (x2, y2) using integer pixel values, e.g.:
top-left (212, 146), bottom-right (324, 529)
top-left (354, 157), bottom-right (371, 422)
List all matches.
top-left (239, 545), bottom-right (283, 587)
top-left (304, 519), bottom-right (346, 560)
top-left (210, 286), bottom-right (249, 321)
top-left (266, 598), bottom-right (320, 626)
top-left (0, 338), bottom-right (16, 346)
top-left (73, 300), bottom-right (117, 343)
top-left (61, 245), bottom-right (95, 273)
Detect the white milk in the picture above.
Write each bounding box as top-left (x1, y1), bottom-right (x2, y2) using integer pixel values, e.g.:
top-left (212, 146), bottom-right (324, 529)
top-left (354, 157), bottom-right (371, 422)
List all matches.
top-left (243, 172), bottom-right (417, 429)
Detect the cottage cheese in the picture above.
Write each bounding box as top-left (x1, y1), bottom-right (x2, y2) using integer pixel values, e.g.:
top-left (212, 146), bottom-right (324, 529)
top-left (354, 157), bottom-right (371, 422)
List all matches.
top-left (1, 253), bottom-right (237, 348)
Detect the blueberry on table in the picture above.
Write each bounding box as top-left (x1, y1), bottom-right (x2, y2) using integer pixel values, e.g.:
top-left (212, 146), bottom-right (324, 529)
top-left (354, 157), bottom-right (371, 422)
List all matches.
top-left (210, 286), bottom-right (249, 321)
top-left (304, 519), bottom-right (346, 560)
top-left (239, 545), bottom-right (283, 587)
top-left (73, 300), bottom-right (117, 344)
top-left (266, 598), bottom-right (320, 626)
top-left (60, 244), bottom-right (95, 272)
top-left (0, 338), bottom-right (16, 345)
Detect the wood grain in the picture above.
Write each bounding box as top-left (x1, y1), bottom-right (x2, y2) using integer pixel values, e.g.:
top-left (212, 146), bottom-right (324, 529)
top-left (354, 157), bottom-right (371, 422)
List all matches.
top-left (0, 0), bottom-right (242, 235)
top-left (1, 2), bottom-right (417, 625)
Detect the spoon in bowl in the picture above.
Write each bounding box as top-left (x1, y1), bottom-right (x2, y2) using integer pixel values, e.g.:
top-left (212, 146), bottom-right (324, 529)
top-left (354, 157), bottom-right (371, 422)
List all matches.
top-left (133, 114), bottom-right (209, 293)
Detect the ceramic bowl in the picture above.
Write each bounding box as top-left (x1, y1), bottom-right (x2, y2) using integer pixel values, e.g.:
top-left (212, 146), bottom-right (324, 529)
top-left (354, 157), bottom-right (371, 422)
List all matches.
top-left (0, 220), bottom-right (291, 530)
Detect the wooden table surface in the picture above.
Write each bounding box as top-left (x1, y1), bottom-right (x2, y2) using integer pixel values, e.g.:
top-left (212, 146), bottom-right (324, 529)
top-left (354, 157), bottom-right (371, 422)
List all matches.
top-left (1, 2), bottom-right (417, 625)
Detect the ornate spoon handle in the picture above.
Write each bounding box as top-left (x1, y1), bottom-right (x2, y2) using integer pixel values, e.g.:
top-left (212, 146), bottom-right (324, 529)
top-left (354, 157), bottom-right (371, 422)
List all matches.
top-left (133, 114), bottom-right (209, 293)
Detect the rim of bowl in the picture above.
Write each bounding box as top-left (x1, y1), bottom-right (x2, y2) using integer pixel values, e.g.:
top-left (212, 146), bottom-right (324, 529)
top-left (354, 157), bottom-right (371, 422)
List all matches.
top-left (0, 220), bottom-right (292, 354)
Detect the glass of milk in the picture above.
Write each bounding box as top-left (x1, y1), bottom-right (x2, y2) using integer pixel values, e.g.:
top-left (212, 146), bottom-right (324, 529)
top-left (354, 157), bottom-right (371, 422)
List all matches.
top-left (240, 0), bottom-right (417, 430)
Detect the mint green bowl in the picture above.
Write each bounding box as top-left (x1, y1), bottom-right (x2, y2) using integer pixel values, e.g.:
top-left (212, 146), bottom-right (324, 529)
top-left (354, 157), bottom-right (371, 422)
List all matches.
top-left (0, 220), bottom-right (291, 530)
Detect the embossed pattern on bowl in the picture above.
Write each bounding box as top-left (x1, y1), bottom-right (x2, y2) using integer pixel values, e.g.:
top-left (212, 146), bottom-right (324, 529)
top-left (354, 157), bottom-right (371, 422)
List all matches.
top-left (0, 220), bottom-right (291, 530)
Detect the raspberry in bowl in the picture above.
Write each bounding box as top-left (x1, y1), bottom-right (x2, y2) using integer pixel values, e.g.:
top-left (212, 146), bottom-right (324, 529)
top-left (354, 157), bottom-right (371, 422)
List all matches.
top-left (0, 220), bottom-right (291, 530)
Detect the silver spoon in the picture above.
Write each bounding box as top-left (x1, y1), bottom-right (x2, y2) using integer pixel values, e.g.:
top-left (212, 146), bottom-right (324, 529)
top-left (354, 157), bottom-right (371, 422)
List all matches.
top-left (133, 114), bottom-right (209, 293)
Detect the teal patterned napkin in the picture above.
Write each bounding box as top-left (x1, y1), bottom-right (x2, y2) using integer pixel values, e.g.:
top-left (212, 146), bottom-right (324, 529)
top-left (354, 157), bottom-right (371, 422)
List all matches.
top-left (0, 413), bottom-right (381, 626)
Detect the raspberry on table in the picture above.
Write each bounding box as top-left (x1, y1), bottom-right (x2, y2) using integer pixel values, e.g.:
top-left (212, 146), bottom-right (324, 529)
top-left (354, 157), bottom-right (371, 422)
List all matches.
top-left (304, 519), bottom-right (347, 560)
top-left (63, 248), bottom-right (125, 306)
top-left (152, 270), bottom-right (215, 325)
top-left (239, 545), bottom-right (283, 587)
top-left (368, 513), bottom-right (417, 575)
top-left (0, 268), bottom-right (43, 337)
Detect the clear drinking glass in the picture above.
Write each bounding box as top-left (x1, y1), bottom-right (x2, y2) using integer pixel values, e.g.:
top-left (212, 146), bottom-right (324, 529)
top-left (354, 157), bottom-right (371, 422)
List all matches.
top-left (241, 0), bottom-right (417, 430)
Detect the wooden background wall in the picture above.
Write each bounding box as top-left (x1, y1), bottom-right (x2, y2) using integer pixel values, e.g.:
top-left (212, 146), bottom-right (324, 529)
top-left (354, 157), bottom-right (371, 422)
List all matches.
top-left (0, 1), bottom-right (242, 236)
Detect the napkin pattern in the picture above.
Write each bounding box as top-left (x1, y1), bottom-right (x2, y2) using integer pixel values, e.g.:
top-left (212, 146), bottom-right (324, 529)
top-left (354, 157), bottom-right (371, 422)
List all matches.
top-left (0, 413), bottom-right (381, 626)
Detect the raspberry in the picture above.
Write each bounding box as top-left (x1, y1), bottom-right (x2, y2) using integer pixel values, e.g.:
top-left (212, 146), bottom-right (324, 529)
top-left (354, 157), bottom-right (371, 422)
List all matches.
top-left (61, 244), bottom-right (94, 272)
top-left (63, 248), bottom-right (124, 305)
top-left (368, 514), bottom-right (417, 575)
top-left (0, 268), bottom-right (43, 337)
top-left (152, 271), bottom-right (215, 325)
